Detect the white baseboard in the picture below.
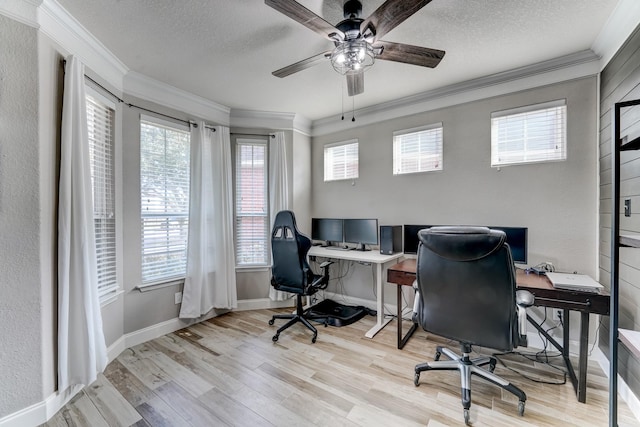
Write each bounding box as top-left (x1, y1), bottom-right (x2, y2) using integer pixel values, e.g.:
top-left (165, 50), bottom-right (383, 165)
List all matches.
top-left (0, 384), bottom-right (83, 427)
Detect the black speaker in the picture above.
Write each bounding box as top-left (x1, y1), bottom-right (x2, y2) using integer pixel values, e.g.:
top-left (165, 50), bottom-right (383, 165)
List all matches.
top-left (380, 225), bottom-right (402, 254)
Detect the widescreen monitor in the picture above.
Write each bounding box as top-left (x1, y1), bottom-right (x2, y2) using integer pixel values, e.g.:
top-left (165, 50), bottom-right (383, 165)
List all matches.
top-left (403, 224), bottom-right (528, 264)
top-left (344, 218), bottom-right (378, 251)
top-left (311, 218), bottom-right (343, 244)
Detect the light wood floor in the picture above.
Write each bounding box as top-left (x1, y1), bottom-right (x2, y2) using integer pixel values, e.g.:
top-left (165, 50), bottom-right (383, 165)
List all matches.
top-left (43, 309), bottom-right (636, 426)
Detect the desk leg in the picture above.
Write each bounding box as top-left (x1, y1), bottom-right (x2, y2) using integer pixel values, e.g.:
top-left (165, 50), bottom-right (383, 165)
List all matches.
top-left (365, 262), bottom-right (392, 338)
top-left (396, 284), bottom-right (418, 349)
top-left (577, 312), bottom-right (589, 403)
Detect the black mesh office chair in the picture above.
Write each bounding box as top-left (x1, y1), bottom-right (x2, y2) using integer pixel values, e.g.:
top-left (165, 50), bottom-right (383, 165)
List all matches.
top-left (413, 226), bottom-right (533, 425)
top-left (269, 210), bottom-right (331, 343)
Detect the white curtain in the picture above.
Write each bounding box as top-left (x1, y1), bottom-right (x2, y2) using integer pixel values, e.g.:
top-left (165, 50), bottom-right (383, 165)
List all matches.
top-left (58, 55), bottom-right (108, 391)
top-left (180, 124), bottom-right (237, 318)
top-left (269, 131), bottom-right (294, 301)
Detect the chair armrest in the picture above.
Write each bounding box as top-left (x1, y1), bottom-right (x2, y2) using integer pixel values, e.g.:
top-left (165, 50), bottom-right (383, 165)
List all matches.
top-left (516, 290), bottom-right (534, 308)
top-left (515, 290), bottom-right (534, 347)
top-left (319, 261), bottom-right (332, 269)
top-left (309, 261), bottom-right (333, 291)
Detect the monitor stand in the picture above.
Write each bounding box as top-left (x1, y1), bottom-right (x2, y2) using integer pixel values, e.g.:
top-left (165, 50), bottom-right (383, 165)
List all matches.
top-left (354, 243), bottom-right (371, 251)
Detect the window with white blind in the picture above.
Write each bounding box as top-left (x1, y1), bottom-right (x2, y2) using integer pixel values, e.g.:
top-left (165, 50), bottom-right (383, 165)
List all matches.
top-left (491, 100), bottom-right (567, 167)
top-left (324, 139), bottom-right (358, 181)
top-left (86, 92), bottom-right (117, 298)
top-left (393, 123), bottom-right (443, 175)
top-left (140, 117), bottom-right (190, 285)
top-left (235, 139), bottom-right (269, 266)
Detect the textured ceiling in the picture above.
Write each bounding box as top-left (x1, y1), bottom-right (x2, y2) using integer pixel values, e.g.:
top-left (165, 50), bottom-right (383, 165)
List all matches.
top-left (57, 0), bottom-right (619, 121)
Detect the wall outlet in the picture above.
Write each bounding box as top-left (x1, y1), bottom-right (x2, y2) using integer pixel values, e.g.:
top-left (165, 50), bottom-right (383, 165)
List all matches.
top-left (625, 198), bottom-right (632, 217)
top-left (175, 291), bottom-right (182, 304)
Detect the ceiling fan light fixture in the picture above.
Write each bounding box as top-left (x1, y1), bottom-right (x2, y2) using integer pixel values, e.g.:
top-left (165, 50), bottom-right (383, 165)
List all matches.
top-left (330, 40), bottom-right (375, 75)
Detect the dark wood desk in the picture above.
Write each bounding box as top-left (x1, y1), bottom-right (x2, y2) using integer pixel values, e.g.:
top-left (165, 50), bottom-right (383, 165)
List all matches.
top-left (386, 259), bottom-right (610, 403)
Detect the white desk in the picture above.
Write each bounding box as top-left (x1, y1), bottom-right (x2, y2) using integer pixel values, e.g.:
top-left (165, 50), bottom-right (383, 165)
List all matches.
top-left (308, 246), bottom-right (403, 338)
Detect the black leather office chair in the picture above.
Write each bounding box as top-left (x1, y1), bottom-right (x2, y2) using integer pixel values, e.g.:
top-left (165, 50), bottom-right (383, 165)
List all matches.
top-left (412, 226), bottom-right (533, 425)
top-left (269, 210), bottom-right (331, 343)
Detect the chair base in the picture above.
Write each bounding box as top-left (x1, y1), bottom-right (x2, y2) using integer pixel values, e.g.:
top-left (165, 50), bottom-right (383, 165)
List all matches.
top-left (414, 345), bottom-right (526, 425)
top-left (269, 295), bottom-right (327, 343)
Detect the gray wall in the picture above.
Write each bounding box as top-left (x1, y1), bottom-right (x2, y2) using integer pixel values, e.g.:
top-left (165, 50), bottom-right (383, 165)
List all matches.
top-left (311, 77), bottom-right (599, 329)
top-left (0, 15), bottom-right (60, 418)
top-left (599, 23), bottom-right (640, 401)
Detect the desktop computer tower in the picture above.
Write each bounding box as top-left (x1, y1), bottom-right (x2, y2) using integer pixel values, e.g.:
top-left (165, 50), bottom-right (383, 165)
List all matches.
top-left (380, 225), bottom-right (402, 254)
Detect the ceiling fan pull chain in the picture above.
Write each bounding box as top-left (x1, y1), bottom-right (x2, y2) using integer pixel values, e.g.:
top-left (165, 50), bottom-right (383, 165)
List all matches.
top-left (352, 96), bottom-right (356, 122)
top-left (341, 79), bottom-right (345, 120)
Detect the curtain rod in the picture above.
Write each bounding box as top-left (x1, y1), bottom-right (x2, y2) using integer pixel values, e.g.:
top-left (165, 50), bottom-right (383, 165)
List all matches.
top-left (231, 132), bottom-right (275, 138)
top-left (84, 74), bottom-right (216, 130)
top-left (64, 60), bottom-right (215, 130)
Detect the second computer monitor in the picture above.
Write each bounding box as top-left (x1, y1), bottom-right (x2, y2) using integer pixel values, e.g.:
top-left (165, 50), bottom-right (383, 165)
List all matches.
top-left (344, 218), bottom-right (378, 251)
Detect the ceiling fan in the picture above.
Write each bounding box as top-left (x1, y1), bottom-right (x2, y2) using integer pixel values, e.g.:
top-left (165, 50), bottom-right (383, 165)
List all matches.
top-left (265, 0), bottom-right (445, 96)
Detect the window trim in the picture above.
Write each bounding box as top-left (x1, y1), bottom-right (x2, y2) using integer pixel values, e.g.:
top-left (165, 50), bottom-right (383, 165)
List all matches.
top-left (392, 122), bottom-right (444, 175)
top-left (490, 99), bottom-right (567, 167)
top-left (324, 139), bottom-right (359, 182)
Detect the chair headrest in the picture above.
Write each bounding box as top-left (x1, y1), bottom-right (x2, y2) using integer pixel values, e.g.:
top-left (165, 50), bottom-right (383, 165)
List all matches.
top-left (274, 210), bottom-right (296, 229)
top-left (418, 226), bottom-right (507, 261)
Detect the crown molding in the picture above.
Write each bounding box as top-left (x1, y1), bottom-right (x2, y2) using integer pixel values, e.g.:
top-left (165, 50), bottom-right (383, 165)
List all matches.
top-left (230, 109), bottom-right (312, 135)
top-left (37, 0), bottom-right (127, 91)
top-left (592, 0), bottom-right (640, 69)
top-left (124, 71), bottom-right (231, 125)
top-left (311, 50), bottom-right (601, 137)
top-left (0, 0), bottom-right (41, 28)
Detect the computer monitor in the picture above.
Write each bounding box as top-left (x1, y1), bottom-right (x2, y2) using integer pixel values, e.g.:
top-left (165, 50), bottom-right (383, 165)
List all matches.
top-left (311, 218), bottom-right (343, 245)
top-left (403, 224), bottom-right (528, 264)
top-left (403, 224), bottom-right (432, 255)
top-left (344, 218), bottom-right (378, 251)
top-left (489, 226), bottom-right (528, 265)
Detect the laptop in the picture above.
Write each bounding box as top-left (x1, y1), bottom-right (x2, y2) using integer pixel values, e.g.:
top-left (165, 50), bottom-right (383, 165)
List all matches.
top-left (546, 272), bottom-right (604, 294)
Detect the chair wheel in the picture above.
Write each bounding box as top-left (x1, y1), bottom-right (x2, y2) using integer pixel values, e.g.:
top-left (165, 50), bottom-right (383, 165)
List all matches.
top-left (312, 336), bottom-right (317, 343)
top-left (464, 409), bottom-right (470, 425)
top-left (434, 350), bottom-right (441, 361)
top-left (268, 319), bottom-right (275, 326)
top-left (518, 401), bottom-right (525, 416)
top-left (272, 334), bottom-right (279, 342)
top-left (489, 361), bottom-right (496, 373)
top-left (414, 372), bottom-right (420, 386)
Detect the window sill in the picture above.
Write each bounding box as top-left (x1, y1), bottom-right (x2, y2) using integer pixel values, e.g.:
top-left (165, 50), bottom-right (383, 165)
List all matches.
top-left (236, 266), bottom-right (270, 273)
top-left (100, 288), bottom-right (124, 307)
top-left (135, 278), bottom-right (184, 292)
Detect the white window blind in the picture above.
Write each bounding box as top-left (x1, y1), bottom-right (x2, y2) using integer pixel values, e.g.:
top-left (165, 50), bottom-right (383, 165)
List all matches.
top-left (393, 123), bottom-right (443, 175)
top-left (491, 100), bottom-right (567, 167)
top-left (140, 118), bottom-right (190, 284)
top-left (324, 140), bottom-right (359, 181)
top-left (235, 140), bottom-right (269, 266)
top-left (86, 94), bottom-right (117, 298)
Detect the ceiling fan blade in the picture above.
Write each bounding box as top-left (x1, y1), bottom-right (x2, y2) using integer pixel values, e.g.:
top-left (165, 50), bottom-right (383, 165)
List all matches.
top-left (346, 72), bottom-right (364, 96)
top-left (272, 51), bottom-right (331, 78)
top-left (265, 0), bottom-right (344, 41)
top-left (361, 0), bottom-right (433, 42)
top-left (376, 40), bottom-right (445, 68)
